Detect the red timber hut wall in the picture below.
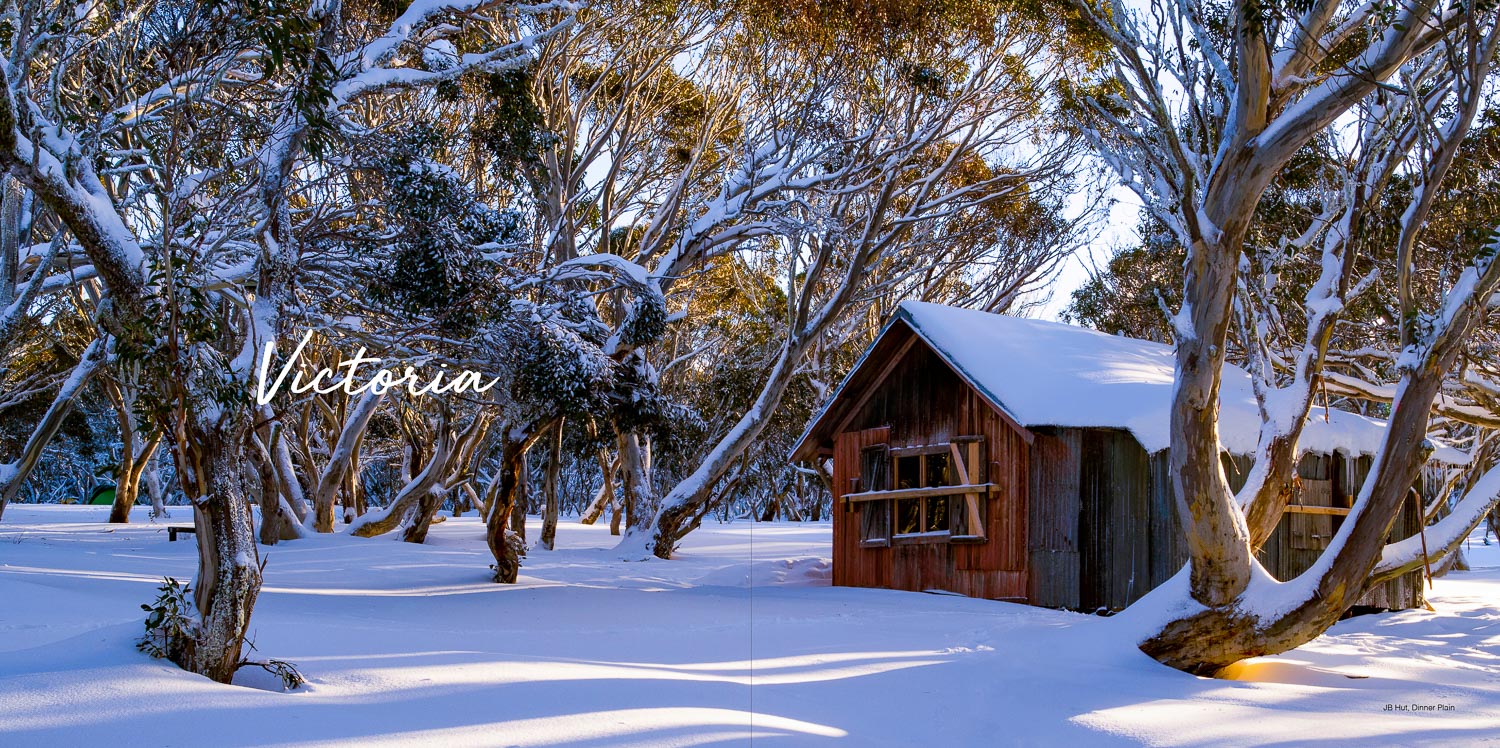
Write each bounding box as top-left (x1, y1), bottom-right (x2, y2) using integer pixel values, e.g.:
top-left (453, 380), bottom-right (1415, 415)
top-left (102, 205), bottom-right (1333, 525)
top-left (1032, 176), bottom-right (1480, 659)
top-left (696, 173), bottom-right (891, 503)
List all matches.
top-left (828, 337), bottom-right (1031, 601)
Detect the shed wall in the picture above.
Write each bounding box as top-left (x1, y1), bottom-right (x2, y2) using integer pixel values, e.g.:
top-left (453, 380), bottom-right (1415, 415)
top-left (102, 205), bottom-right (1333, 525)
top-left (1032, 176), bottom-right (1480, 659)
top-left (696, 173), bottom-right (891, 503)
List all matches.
top-left (1027, 430), bottom-right (1080, 608)
top-left (831, 343), bottom-right (1030, 600)
top-left (1257, 453), bottom-right (1424, 610)
top-left (1029, 428), bottom-right (1171, 610)
top-left (1078, 430), bottom-right (1153, 610)
top-left (1024, 431), bottom-right (1422, 613)
top-left (824, 336), bottom-right (1423, 614)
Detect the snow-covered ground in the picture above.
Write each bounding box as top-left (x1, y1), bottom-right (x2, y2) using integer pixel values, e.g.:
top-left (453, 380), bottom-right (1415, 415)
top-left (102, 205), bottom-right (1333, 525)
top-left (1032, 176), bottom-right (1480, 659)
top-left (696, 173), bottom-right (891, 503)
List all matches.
top-left (2, 506), bottom-right (1497, 747)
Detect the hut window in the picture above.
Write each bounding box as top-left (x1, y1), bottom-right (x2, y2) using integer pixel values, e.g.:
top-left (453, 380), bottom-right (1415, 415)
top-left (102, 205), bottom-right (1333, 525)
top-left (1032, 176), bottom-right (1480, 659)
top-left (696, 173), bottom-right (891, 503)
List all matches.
top-left (896, 498), bottom-right (924, 535)
top-left (851, 437), bottom-right (987, 545)
top-left (892, 450), bottom-right (956, 537)
top-left (924, 495), bottom-right (950, 532)
top-left (925, 453), bottom-right (951, 488)
top-left (860, 445), bottom-right (890, 493)
top-left (895, 455), bottom-right (921, 489)
top-left (894, 496), bottom-right (950, 536)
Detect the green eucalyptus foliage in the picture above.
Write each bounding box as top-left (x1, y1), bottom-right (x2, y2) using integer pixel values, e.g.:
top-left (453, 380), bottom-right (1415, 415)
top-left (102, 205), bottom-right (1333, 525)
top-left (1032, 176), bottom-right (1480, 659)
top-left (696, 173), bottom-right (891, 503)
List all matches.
top-left (471, 66), bottom-right (551, 189)
top-left (115, 228), bottom-right (249, 433)
top-left (618, 293), bottom-right (668, 349)
top-left (358, 124), bottom-right (525, 333)
top-left (1064, 218), bottom-right (1183, 343)
top-left (506, 303), bottom-right (614, 420)
top-left (138, 577), bottom-right (195, 660)
top-left (1068, 116), bottom-right (1500, 362)
top-left (234, 0), bottom-right (340, 156)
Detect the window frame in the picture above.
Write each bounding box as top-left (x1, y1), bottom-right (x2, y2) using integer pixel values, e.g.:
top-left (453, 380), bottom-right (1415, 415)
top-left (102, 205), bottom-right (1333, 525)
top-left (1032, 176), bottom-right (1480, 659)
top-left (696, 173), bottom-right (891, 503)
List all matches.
top-left (892, 446), bottom-right (955, 539)
top-left (852, 436), bottom-right (989, 547)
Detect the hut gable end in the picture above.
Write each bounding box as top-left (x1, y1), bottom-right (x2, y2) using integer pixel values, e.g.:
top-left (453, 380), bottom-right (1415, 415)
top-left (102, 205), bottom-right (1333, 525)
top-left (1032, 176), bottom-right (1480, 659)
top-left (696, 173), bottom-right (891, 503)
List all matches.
top-left (815, 320), bottom-right (1034, 602)
top-left (791, 318), bottom-right (1032, 462)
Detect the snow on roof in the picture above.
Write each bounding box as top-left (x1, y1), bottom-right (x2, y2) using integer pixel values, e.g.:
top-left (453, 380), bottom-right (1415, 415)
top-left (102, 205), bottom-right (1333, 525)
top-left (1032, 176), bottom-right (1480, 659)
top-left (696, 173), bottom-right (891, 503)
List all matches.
top-left (894, 301), bottom-right (1455, 460)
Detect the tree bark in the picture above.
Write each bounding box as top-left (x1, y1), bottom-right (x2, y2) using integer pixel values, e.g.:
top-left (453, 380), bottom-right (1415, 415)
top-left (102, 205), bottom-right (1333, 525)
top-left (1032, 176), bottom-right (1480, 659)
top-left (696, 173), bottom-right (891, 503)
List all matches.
top-left (400, 413), bottom-right (488, 545)
top-left (1143, 245), bottom-right (1500, 674)
top-left (539, 419), bottom-right (563, 550)
top-left (309, 389), bottom-right (383, 532)
top-left (579, 449), bottom-right (616, 525)
top-left (400, 485), bottom-right (450, 544)
top-left (632, 331), bottom-right (809, 559)
top-left (170, 417), bottom-right (262, 685)
top-left (486, 435), bottom-right (528, 583)
top-left (802, 472), bottom-right (821, 522)
top-left (618, 430), bottom-right (654, 533)
top-left (485, 421), bottom-right (552, 582)
top-left (0, 176), bottom-right (19, 309)
top-left (108, 433), bottom-right (161, 524)
top-left (145, 453), bottom-right (167, 518)
top-left (103, 372), bottom-right (163, 524)
top-left (510, 448), bottom-right (529, 543)
top-left (252, 440), bottom-right (290, 544)
top-left (348, 434), bottom-right (450, 539)
top-left (1169, 229), bottom-right (1257, 607)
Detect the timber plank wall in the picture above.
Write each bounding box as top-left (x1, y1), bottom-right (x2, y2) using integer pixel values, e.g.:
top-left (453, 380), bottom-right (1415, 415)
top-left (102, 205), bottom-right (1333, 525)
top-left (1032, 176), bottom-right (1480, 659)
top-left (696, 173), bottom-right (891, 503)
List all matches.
top-left (1027, 433), bottom-right (1424, 611)
top-left (1028, 428), bottom-right (1172, 611)
top-left (1256, 453), bottom-right (1425, 610)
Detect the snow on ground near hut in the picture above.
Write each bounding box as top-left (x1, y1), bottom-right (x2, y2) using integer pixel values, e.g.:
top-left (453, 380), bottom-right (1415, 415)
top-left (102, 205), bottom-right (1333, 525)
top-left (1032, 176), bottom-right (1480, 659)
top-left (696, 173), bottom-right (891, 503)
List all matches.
top-left (2, 506), bottom-right (1498, 747)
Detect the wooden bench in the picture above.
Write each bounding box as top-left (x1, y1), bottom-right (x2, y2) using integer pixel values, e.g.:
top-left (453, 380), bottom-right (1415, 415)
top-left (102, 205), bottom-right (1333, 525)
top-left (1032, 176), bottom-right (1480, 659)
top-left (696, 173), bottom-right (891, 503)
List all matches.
top-left (168, 525), bottom-right (196, 542)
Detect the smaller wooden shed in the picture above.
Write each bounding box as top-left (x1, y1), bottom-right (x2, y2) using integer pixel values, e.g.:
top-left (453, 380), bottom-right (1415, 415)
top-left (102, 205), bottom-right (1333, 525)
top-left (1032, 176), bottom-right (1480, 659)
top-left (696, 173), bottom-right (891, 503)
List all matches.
top-left (791, 302), bottom-right (1457, 611)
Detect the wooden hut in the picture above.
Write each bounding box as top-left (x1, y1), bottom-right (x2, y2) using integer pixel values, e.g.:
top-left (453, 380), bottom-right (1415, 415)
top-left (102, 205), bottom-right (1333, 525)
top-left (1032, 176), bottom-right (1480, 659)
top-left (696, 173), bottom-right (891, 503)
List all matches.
top-left (790, 302), bottom-right (1453, 612)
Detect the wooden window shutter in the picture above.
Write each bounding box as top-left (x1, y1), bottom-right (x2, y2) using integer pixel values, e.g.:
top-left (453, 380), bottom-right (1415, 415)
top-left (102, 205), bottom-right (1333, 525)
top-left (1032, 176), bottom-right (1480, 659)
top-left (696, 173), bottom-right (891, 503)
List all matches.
top-left (950, 437), bottom-right (987, 541)
top-left (860, 445), bottom-right (890, 492)
top-left (859, 445), bottom-right (890, 546)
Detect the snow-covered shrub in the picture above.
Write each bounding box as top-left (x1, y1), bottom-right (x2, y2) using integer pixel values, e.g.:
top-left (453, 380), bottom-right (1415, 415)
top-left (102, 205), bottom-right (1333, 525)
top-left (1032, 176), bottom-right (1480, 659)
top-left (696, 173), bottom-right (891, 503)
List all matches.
top-left (510, 314), bottom-right (616, 418)
top-left (356, 124), bottom-right (526, 334)
top-left (619, 293), bottom-right (668, 349)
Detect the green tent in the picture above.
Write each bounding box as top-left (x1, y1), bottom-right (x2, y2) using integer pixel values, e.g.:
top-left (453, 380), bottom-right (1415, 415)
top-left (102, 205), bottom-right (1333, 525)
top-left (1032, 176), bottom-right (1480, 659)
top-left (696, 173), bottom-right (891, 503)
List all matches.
top-left (87, 484), bottom-right (117, 505)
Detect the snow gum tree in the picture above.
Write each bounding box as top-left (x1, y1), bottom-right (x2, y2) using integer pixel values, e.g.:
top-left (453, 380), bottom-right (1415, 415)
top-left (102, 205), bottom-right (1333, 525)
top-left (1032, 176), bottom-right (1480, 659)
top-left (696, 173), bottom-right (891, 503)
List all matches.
top-left (456, 0), bottom-right (1102, 564)
top-left (1067, 0), bottom-right (1500, 673)
top-left (0, 46), bottom-right (260, 688)
top-left (617, 3), bottom-right (1096, 559)
top-left (0, 0), bottom-right (571, 681)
